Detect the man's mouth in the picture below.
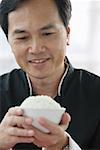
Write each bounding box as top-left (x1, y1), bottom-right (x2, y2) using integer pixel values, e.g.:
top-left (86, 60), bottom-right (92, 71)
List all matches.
top-left (28, 58), bottom-right (50, 64)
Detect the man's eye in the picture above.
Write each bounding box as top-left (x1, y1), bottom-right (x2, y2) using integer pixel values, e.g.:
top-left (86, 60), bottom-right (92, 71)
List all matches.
top-left (17, 37), bottom-right (28, 40)
top-left (42, 32), bottom-right (54, 36)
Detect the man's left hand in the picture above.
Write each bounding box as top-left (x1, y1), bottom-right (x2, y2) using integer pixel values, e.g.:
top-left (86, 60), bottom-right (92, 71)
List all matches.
top-left (31, 112), bottom-right (71, 150)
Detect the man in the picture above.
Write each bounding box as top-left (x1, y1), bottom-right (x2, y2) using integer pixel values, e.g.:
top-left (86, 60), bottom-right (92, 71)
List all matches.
top-left (0, 0), bottom-right (100, 149)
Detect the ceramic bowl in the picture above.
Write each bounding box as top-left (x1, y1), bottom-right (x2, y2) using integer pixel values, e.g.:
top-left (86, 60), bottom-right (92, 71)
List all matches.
top-left (22, 107), bottom-right (66, 133)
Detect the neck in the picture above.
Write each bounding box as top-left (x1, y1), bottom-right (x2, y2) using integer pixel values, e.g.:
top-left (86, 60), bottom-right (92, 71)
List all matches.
top-left (31, 79), bottom-right (58, 98)
top-left (28, 65), bottom-right (65, 98)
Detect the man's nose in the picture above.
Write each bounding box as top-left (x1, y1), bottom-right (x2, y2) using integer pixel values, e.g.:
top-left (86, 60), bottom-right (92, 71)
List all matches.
top-left (28, 38), bottom-right (45, 54)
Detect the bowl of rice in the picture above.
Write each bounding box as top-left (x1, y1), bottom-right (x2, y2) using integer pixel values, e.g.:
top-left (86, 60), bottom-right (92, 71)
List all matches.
top-left (20, 95), bottom-right (66, 133)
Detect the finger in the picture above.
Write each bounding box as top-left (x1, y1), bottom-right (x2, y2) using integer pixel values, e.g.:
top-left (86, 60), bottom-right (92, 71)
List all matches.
top-left (32, 134), bottom-right (57, 148)
top-left (32, 139), bottom-right (42, 148)
top-left (7, 115), bottom-right (33, 127)
top-left (8, 127), bottom-right (34, 137)
top-left (15, 136), bottom-right (34, 144)
top-left (60, 113), bottom-right (71, 124)
top-left (1, 108), bottom-right (23, 127)
top-left (33, 138), bottom-right (50, 148)
top-left (37, 117), bottom-right (60, 134)
top-left (26, 124), bottom-right (58, 147)
top-left (60, 113), bottom-right (71, 130)
top-left (32, 127), bottom-right (58, 145)
top-left (7, 107), bottom-right (23, 116)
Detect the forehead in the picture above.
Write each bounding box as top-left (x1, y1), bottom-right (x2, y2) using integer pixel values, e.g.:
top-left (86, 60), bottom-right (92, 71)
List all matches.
top-left (8, 0), bottom-right (62, 31)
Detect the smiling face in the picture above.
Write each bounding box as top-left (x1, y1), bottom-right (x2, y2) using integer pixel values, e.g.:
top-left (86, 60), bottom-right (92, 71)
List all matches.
top-left (8, 0), bottom-right (70, 80)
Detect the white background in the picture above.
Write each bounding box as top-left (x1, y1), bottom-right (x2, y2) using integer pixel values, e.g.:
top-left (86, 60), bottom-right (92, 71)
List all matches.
top-left (0, 0), bottom-right (100, 76)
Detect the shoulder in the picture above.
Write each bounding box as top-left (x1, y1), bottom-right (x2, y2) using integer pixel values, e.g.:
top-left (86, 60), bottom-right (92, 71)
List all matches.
top-left (0, 69), bottom-right (26, 90)
top-left (65, 66), bottom-right (100, 94)
top-left (72, 68), bottom-right (100, 94)
top-left (74, 68), bottom-right (100, 83)
top-left (0, 68), bottom-right (25, 82)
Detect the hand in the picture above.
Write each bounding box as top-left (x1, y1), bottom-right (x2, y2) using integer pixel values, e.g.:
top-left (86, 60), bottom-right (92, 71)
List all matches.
top-left (31, 112), bottom-right (71, 150)
top-left (0, 107), bottom-right (34, 150)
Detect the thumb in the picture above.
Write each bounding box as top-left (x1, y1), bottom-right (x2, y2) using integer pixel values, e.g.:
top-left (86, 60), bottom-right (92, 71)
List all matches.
top-left (60, 112), bottom-right (71, 130)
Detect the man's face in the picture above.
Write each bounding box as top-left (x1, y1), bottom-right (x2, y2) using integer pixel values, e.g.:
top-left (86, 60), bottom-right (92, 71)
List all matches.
top-left (8, 0), bottom-right (70, 79)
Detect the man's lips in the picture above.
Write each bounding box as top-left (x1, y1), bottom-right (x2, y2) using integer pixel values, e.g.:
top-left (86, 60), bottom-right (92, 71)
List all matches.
top-left (28, 58), bottom-right (50, 64)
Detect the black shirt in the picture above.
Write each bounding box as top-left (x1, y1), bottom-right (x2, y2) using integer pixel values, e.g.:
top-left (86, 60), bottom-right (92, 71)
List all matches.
top-left (0, 62), bottom-right (100, 149)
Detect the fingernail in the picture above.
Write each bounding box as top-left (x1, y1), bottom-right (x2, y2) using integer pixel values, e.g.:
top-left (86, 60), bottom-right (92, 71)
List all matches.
top-left (15, 107), bottom-right (23, 115)
top-left (67, 113), bottom-right (71, 122)
top-left (38, 117), bottom-right (45, 125)
top-left (28, 130), bottom-right (34, 136)
top-left (25, 118), bottom-right (33, 125)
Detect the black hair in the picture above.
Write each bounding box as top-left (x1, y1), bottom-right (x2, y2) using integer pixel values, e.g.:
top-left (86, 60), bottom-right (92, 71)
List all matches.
top-left (0, 0), bottom-right (72, 38)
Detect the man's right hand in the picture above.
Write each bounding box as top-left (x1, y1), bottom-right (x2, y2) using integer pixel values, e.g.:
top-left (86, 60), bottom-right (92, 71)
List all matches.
top-left (0, 107), bottom-right (34, 150)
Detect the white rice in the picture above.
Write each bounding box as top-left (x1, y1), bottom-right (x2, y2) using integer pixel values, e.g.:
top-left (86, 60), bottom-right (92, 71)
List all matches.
top-left (20, 95), bottom-right (62, 109)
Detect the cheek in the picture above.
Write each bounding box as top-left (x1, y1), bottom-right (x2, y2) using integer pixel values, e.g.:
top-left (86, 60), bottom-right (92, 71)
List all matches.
top-left (55, 41), bottom-right (67, 64)
top-left (48, 35), bottom-right (66, 50)
top-left (52, 39), bottom-right (66, 56)
top-left (52, 34), bottom-right (67, 51)
top-left (10, 42), bottom-right (26, 58)
top-left (46, 40), bottom-right (66, 64)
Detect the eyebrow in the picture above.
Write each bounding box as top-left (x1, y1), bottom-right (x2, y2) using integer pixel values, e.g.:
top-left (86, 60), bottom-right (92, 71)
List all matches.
top-left (40, 24), bottom-right (57, 31)
top-left (13, 29), bottom-right (26, 35)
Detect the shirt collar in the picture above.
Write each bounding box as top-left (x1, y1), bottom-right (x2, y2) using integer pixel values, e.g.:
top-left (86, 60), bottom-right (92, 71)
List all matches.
top-left (58, 60), bottom-right (69, 96)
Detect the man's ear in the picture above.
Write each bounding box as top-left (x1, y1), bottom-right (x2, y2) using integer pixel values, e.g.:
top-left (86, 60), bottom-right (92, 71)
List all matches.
top-left (66, 26), bottom-right (70, 45)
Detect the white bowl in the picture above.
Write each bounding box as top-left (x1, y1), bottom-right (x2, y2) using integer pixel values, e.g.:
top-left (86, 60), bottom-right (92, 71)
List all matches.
top-left (22, 108), bottom-right (66, 133)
